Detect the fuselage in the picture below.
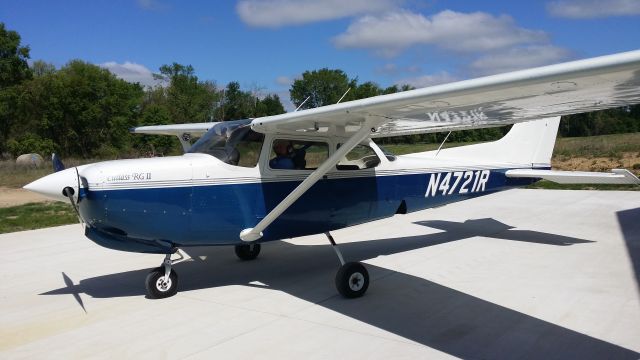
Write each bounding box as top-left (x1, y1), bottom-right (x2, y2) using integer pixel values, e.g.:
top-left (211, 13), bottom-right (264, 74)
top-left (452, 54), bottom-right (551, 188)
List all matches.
top-left (75, 150), bottom-right (536, 253)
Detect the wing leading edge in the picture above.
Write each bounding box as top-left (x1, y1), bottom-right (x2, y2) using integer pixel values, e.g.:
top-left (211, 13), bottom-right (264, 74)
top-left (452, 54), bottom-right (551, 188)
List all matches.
top-left (250, 50), bottom-right (640, 137)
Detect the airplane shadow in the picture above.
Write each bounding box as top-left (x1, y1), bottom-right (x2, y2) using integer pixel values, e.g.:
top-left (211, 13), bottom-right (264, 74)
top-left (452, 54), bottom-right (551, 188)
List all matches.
top-left (42, 218), bottom-right (637, 358)
top-left (617, 207), bottom-right (640, 294)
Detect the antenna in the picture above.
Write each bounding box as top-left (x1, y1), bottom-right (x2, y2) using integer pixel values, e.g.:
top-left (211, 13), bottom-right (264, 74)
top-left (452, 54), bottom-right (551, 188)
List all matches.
top-left (435, 131), bottom-right (452, 157)
top-left (295, 96), bottom-right (311, 112)
top-left (337, 88), bottom-right (351, 104)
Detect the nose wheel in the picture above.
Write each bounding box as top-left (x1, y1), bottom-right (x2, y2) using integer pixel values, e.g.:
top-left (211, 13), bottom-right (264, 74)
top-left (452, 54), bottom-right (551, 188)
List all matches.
top-left (146, 251), bottom-right (184, 299)
top-left (145, 266), bottom-right (178, 298)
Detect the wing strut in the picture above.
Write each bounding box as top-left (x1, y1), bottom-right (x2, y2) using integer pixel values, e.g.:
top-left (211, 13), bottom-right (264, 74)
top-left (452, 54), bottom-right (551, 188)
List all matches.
top-left (239, 119), bottom-right (377, 242)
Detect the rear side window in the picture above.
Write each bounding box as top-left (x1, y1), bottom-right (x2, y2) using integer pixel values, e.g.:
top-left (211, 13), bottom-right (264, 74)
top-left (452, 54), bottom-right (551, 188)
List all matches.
top-left (337, 144), bottom-right (380, 170)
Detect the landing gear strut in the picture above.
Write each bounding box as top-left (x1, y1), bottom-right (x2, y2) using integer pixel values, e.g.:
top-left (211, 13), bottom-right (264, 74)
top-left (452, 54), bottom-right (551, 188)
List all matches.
top-left (146, 251), bottom-right (183, 299)
top-left (326, 232), bottom-right (369, 298)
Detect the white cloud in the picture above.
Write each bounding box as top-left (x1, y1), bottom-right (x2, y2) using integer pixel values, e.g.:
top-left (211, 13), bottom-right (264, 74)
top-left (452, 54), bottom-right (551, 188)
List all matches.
top-left (236, 0), bottom-right (400, 27)
top-left (100, 61), bottom-right (166, 88)
top-left (333, 10), bottom-right (547, 57)
top-left (136, 0), bottom-right (168, 11)
top-left (376, 63), bottom-right (421, 75)
top-left (395, 71), bottom-right (457, 88)
top-left (469, 45), bottom-right (573, 76)
top-left (547, 0), bottom-right (640, 18)
top-left (275, 75), bottom-right (294, 86)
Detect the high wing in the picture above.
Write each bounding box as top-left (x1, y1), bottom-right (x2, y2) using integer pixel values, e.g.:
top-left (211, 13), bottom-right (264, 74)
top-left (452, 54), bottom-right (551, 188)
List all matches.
top-left (130, 122), bottom-right (216, 137)
top-left (130, 122), bottom-right (218, 151)
top-left (250, 50), bottom-right (640, 136)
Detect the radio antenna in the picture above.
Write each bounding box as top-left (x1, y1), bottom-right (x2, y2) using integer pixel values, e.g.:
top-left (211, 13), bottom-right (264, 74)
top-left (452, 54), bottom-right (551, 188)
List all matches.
top-left (336, 88), bottom-right (351, 104)
top-left (295, 96), bottom-right (311, 112)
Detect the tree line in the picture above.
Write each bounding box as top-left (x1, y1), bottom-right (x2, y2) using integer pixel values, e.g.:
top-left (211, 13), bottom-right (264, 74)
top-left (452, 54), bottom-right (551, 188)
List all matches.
top-left (0, 23), bottom-right (638, 159)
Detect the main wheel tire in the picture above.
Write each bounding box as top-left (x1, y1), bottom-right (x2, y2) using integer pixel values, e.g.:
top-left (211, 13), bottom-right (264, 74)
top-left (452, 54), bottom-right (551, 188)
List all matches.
top-left (335, 262), bottom-right (369, 298)
top-left (145, 267), bottom-right (178, 299)
top-left (235, 243), bottom-right (261, 260)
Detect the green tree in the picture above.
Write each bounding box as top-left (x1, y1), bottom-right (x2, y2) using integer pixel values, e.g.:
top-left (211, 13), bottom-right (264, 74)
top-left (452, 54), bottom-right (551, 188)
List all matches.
top-left (31, 60), bottom-right (56, 77)
top-left (220, 81), bottom-right (254, 120)
top-left (159, 62), bottom-right (218, 123)
top-left (0, 23), bottom-right (32, 156)
top-left (255, 94), bottom-right (285, 117)
top-left (0, 23), bottom-right (31, 87)
top-left (290, 68), bottom-right (356, 110)
top-left (14, 60), bottom-right (144, 157)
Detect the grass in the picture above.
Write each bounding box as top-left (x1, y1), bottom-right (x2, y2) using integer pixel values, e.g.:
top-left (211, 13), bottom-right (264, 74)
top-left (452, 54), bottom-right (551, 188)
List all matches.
top-left (0, 202), bottom-right (78, 234)
top-left (553, 132), bottom-right (640, 158)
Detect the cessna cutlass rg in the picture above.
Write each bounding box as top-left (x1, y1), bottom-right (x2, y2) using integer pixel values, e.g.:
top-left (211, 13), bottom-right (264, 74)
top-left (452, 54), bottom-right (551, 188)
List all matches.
top-left (25, 50), bottom-right (640, 298)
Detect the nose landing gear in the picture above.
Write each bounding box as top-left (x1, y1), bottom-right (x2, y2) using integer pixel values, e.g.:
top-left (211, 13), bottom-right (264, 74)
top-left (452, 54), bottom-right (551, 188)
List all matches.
top-left (145, 250), bottom-right (185, 299)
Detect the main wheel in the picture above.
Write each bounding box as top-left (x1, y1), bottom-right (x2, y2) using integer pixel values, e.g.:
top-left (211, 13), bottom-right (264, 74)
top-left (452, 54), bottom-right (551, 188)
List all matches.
top-left (145, 267), bottom-right (178, 299)
top-left (235, 243), bottom-right (261, 260)
top-left (335, 262), bottom-right (369, 298)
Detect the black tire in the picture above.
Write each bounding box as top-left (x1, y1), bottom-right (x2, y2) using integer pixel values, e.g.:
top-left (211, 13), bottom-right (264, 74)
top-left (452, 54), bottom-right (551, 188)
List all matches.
top-left (145, 267), bottom-right (178, 299)
top-left (235, 243), bottom-right (261, 260)
top-left (335, 262), bottom-right (369, 298)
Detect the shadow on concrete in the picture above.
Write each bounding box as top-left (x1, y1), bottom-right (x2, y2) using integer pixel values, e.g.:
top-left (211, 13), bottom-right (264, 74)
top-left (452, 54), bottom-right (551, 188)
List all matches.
top-left (617, 207), bottom-right (640, 294)
top-left (42, 218), bottom-right (636, 358)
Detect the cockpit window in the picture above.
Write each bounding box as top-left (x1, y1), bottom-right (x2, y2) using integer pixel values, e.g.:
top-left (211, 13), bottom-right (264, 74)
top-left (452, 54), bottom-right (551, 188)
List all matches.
top-left (377, 144), bottom-right (397, 162)
top-left (188, 119), bottom-right (264, 167)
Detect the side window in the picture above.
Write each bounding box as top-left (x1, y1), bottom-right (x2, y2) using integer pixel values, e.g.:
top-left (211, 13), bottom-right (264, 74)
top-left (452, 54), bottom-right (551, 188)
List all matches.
top-left (269, 139), bottom-right (329, 170)
top-left (235, 131), bottom-right (265, 167)
top-left (337, 144), bottom-right (380, 170)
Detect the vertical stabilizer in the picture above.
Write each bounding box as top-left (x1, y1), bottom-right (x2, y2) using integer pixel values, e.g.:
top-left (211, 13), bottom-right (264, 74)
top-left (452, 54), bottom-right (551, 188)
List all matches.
top-left (419, 117), bottom-right (561, 166)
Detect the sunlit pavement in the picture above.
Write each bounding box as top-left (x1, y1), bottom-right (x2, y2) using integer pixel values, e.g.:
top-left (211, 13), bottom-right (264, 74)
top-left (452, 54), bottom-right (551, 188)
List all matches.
top-left (1, 189), bottom-right (639, 359)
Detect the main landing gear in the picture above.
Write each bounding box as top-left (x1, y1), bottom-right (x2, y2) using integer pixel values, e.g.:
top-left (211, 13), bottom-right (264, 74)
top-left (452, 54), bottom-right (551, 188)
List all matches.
top-left (234, 243), bottom-right (261, 261)
top-left (326, 232), bottom-right (369, 298)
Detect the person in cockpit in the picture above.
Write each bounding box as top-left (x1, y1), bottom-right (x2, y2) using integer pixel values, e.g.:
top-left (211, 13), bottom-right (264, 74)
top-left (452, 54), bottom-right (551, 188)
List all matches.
top-left (269, 140), bottom-right (295, 169)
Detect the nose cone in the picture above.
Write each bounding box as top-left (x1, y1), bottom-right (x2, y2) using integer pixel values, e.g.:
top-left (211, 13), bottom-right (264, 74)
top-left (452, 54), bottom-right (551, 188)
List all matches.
top-left (24, 168), bottom-right (79, 202)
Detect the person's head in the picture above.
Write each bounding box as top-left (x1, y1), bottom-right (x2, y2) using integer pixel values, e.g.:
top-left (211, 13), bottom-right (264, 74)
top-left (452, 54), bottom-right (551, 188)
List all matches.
top-left (273, 140), bottom-right (290, 156)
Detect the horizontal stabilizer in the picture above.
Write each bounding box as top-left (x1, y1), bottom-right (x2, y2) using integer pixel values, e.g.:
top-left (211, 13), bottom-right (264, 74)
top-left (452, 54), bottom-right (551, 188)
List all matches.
top-left (505, 169), bottom-right (640, 184)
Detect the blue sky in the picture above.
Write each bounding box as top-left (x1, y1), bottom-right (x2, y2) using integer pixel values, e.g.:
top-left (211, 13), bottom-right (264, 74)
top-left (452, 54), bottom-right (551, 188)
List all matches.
top-left (2, 0), bottom-right (639, 109)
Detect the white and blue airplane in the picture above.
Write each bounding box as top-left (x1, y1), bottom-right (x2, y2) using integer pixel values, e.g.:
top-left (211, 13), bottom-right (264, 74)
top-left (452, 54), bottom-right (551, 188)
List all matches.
top-left (25, 50), bottom-right (640, 299)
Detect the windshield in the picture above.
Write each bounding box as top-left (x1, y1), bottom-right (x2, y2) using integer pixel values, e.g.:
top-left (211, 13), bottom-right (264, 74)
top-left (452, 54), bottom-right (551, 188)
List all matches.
top-left (376, 144), bottom-right (397, 162)
top-left (188, 119), bottom-right (264, 167)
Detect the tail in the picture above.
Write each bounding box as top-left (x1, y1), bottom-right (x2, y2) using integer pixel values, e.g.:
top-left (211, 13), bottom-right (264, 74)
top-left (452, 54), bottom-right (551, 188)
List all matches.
top-left (429, 117), bottom-right (561, 167)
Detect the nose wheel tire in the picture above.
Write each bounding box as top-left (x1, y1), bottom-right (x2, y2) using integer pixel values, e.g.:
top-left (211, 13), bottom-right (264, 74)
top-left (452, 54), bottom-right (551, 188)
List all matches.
top-left (145, 267), bottom-right (178, 299)
top-left (235, 243), bottom-right (261, 260)
top-left (335, 262), bottom-right (369, 298)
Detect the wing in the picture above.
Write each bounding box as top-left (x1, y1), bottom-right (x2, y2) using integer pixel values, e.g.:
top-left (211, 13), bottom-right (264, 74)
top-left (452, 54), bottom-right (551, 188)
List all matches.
top-left (250, 50), bottom-right (640, 137)
top-left (130, 122), bottom-right (217, 137)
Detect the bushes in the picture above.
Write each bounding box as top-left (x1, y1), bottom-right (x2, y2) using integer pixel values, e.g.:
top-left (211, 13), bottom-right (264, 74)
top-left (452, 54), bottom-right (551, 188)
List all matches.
top-left (7, 133), bottom-right (56, 158)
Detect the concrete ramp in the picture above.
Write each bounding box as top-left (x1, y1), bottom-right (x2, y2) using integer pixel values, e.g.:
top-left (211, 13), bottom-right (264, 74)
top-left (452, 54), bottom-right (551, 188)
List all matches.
top-left (1, 189), bottom-right (638, 359)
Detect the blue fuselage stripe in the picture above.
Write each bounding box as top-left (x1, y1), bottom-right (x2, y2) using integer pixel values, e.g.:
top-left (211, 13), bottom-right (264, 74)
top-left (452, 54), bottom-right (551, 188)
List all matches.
top-left (79, 168), bottom-right (537, 248)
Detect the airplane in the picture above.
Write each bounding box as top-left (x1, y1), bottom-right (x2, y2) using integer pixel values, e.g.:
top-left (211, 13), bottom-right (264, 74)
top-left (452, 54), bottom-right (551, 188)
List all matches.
top-left (24, 50), bottom-right (640, 299)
